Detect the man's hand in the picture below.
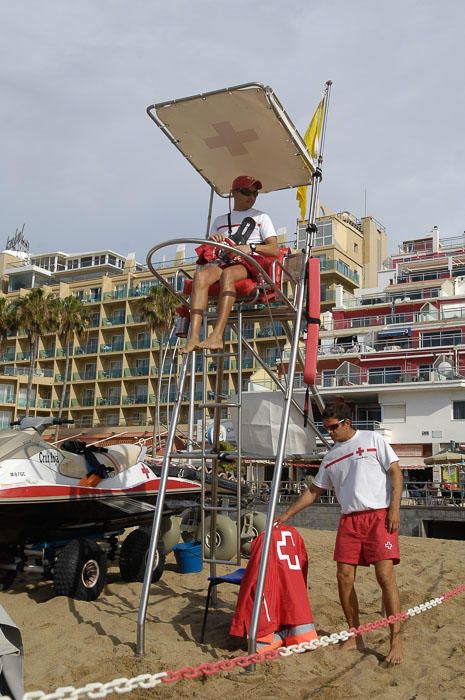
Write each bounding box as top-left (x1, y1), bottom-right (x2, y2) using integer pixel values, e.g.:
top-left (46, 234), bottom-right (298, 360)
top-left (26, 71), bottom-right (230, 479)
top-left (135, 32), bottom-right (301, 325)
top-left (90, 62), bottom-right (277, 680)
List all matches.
top-left (273, 511), bottom-right (290, 527)
top-left (386, 507), bottom-right (400, 533)
top-left (209, 233), bottom-right (225, 242)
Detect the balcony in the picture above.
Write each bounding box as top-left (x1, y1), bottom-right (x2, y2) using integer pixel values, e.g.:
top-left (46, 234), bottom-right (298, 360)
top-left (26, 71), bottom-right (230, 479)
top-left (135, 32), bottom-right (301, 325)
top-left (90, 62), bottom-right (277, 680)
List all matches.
top-left (126, 314), bottom-right (145, 324)
top-left (125, 339), bottom-right (151, 351)
top-left (75, 344), bottom-right (99, 355)
top-left (100, 341), bottom-right (124, 353)
top-left (72, 370), bottom-right (97, 381)
top-left (71, 397), bottom-right (95, 408)
top-left (37, 398), bottom-right (52, 409)
top-left (103, 289), bottom-right (127, 301)
top-left (16, 352), bottom-right (31, 362)
top-left (124, 366), bottom-right (149, 377)
top-left (98, 369), bottom-right (123, 380)
top-left (102, 313), bottom-right (126, 326)
top-left (96, 396), bottom-right (121, 406)
top-left (39, 349), bottom-right (55, 359)
top-left (0, 393), bottom-right (15, 404)
top-left (122, 394), bottom-right (148, 405)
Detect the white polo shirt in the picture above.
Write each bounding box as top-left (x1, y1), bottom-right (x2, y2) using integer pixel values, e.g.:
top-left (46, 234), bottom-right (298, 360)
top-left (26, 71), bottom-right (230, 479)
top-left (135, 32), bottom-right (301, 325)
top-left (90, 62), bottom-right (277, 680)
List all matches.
top-left (313, 430), bottom-right (399, 514)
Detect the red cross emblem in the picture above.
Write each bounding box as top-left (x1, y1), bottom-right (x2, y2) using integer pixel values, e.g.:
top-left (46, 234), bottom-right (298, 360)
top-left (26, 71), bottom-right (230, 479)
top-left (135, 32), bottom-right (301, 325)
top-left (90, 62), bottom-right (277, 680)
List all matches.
top-left (356, 447), bottom-right (364, 456)
top-left (141, 464), bottom-right (151, 479)
top-left (204, 122), bottom-right (258, 156)
top-left (276, 531), bottom-right (301, 571)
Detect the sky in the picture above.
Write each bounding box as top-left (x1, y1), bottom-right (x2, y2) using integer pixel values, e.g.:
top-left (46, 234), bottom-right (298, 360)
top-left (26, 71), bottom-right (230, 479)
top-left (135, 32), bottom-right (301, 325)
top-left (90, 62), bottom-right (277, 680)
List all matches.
top-left (1, 0), bottom-right (464, 265)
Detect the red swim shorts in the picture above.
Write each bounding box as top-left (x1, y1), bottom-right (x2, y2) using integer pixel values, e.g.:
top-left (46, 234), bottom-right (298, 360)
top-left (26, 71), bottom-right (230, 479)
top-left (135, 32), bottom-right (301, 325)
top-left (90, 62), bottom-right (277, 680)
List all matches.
top-left (333, 508), bottom-right (400, 566)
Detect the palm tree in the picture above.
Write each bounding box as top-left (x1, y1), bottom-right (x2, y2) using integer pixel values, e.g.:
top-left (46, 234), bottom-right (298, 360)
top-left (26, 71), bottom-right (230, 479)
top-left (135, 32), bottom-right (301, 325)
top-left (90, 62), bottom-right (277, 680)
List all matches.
top-left (0, 297), bottom-right (14, 352)
top-left (137, 284), bottom-right (178, 453)
top-left (55, 295), bottom-right (90, 435)
top-left (9, 288), bottom-right (59, 415)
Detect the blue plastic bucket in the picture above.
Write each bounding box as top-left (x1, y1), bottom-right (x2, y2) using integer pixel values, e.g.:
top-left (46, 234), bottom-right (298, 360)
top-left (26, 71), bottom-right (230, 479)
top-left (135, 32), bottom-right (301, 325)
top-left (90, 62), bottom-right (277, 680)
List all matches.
top-left (172, 540), bottom-right (203, 573)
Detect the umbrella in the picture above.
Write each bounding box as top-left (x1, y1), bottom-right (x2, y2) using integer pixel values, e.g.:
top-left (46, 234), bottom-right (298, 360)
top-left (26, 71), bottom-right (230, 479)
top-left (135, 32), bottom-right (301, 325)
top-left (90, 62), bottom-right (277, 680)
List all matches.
top-left (424, 450), bottom-right (465, 465)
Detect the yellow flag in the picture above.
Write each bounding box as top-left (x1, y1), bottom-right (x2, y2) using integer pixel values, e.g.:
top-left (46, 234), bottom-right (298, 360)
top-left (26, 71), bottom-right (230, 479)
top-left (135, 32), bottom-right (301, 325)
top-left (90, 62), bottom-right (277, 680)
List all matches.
top-left (297, 95), bottom-right (325, 221)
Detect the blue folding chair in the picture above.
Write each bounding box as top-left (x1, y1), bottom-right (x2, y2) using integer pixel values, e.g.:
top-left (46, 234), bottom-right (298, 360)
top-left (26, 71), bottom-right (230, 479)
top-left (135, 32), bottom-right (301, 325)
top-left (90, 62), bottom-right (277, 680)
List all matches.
top-left (200, 568), bottom-right (245, 643)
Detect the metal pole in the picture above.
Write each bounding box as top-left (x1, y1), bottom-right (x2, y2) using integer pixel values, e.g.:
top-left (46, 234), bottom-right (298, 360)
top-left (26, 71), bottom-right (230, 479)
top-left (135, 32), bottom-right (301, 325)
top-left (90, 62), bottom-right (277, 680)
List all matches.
top-left (247, 81), bottom-right (332, 659)
top-left (136, 355), bottom-right (190, 656)
top-left (206, 186), bottom-right (214, 238)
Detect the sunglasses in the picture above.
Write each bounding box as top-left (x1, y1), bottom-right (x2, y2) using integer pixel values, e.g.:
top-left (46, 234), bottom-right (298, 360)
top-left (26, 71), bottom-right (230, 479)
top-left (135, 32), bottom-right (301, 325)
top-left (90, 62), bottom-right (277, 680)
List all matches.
top-left (324, 419), bottom-right (345, 432)
top-left (236, 188), bottom-right (258, 197)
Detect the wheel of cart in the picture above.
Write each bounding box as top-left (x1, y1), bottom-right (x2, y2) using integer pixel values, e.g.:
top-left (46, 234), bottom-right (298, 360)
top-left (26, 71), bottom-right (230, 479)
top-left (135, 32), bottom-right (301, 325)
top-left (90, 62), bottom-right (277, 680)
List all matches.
top-left (119, 527), bottom-right (166, 583)
top-left (53, 538), bottom-right (107, 601)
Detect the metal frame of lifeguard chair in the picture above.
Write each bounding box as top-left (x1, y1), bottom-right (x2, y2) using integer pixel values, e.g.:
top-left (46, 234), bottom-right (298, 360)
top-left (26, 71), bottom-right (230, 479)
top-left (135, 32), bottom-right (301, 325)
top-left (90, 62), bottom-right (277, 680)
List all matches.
top-left (136, 81), bottom-right (332, 658)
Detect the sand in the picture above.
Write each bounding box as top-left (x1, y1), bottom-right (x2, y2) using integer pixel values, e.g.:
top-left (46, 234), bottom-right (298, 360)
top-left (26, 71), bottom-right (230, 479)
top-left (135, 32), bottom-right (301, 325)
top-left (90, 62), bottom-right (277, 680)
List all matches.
top-left (2, 529), bottom-right (465, 700)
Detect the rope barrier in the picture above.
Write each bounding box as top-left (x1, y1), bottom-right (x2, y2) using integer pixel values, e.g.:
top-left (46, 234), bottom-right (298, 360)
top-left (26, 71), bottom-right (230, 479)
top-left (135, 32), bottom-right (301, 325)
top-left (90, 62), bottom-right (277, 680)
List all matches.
top-left (21, 582), bottom-right (465, 700)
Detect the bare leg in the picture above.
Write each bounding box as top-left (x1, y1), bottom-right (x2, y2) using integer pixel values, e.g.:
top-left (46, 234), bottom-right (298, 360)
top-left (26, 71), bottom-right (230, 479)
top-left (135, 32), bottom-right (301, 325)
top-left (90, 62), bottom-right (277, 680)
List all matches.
top-left (336, 562), bottom-right (365, 651)
top-left (374, 559), bottom-right (403, 664)
top-left (199, 265), bottom-right (248, 350)
top-left (181, 266), bottom-right (222, 353)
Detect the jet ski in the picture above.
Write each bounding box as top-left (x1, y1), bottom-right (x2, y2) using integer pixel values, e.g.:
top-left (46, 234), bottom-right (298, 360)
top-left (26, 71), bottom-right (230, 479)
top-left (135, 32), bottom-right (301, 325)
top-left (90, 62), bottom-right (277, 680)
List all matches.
top-left (0, 417), bottom-right (202, 600)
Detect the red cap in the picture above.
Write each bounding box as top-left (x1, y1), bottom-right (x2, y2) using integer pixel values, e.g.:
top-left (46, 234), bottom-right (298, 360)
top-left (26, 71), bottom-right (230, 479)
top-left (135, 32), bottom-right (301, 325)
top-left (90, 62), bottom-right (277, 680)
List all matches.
top-left (231, 175), bottom-right (262, 192)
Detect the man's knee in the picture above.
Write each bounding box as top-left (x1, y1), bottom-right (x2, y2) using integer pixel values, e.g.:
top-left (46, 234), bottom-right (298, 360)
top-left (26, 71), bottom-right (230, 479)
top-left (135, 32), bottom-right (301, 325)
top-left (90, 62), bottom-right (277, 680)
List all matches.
top-left (374, 560), bottom-right (396, 589)
top-left (337, 564), bottom-right (356, 588)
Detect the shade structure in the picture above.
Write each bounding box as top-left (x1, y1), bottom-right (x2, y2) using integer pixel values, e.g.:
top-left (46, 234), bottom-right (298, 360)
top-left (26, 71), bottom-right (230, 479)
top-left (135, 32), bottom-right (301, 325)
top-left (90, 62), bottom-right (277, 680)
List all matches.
top-left (148, 82), bottom-right (316, 196)
top-left (424, 450), bottom-right (465, 465)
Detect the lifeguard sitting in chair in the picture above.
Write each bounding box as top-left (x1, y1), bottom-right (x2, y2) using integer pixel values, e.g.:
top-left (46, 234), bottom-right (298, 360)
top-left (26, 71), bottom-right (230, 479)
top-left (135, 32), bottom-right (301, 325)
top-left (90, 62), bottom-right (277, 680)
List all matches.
top-left (181, 175), bottom-right (279, 353)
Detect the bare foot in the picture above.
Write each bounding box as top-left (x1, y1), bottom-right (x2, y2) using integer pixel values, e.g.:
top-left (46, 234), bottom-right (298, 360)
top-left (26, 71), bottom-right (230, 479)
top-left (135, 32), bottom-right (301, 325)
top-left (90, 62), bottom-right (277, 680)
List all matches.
top-left (337, 636), bottom-right (365, 652)
top-left (198, 335), bottom-right (224, 351)
top-left (384, 635), bottom-right (403, 665)
top-left (181, 338), bottom-right (201, 354)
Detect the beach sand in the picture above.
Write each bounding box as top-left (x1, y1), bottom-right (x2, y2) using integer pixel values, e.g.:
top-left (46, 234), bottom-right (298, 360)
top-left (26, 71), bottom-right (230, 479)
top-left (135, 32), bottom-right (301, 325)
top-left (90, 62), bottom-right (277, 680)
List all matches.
top-left (2, 529), bottom-right (465, 700)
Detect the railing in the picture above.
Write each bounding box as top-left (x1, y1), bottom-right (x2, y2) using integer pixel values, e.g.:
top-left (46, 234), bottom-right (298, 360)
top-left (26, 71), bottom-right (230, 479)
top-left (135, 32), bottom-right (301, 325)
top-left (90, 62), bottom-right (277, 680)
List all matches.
top-left (124, 367), bottom-right (149, 377)
top-left (317, 368), bottom-right (464, 389)
top-left (122, 395), bottom-right (148, 405)
top-left (102, 289), bottom-right (126, 301)
top-left (71, 398), bottom-right (95, 408)
top-left (75, 344), bottom-right (99, 355)
top-left (0, 366), bottom-right (53, 378)
top-left (96, 396), bottom-right (121, 406)
top-left (102, 314), bottom-right (126, 326)
top-left (98, 369), bottom-right (123, 379)
top-left (37, 398), bottom-right (52, 409)
top-left (125, 339), bottom-right (151, 351)
top-left (100, 342), bottom-right (124, 353)
top-left (72, 371), bottom-right (97, 381)
top-left (319, 259), bottom-right (360, 284)
top-left (0, 394), bottom-right (15, 404)
top-left (126, 314), bottom-right (145, 324)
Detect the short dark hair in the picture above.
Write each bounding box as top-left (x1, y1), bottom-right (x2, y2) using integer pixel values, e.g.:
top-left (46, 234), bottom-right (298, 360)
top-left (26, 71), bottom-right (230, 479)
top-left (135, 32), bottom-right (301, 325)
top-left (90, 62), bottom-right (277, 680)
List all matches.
top-left (322, 402), bottom-right (352, 422)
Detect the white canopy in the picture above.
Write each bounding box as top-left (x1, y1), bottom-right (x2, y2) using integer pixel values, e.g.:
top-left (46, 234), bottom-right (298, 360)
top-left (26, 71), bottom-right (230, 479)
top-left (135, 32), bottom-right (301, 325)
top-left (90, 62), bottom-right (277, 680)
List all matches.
top-left (148, 82), bottom-right (315, 195)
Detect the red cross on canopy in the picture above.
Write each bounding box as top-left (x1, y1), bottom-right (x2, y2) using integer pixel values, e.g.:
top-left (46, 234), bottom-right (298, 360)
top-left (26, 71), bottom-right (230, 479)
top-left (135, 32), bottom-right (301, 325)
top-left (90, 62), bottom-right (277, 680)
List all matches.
top-left (141, 464), bottom-right (151, 479)
top-left (204, 121), bottom-right (258, 156)
top-left (356, 447), bottom-right (364, 456)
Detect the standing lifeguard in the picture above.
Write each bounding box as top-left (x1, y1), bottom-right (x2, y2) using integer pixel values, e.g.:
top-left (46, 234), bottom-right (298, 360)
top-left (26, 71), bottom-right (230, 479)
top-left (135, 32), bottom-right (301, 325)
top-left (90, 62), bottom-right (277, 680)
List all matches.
top-left (276, 401), bottom-right (404, 665)
top-left (182, 175), bottom-right (279, 353)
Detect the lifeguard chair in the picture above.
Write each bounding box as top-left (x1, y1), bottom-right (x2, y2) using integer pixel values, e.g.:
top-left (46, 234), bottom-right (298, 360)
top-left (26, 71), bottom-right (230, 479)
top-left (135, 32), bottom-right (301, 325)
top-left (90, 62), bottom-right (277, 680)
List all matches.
top-left (137, 81), bottom-right (332, 658)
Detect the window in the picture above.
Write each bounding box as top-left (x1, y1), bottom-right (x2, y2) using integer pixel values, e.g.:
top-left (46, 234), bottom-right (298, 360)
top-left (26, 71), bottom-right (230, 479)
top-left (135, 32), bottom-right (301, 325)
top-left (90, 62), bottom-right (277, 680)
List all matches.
top-left (321, 369), bottom-right (336, 387)
top-left (81, 257), bottom-right (92, 267)
top-left (422, 329), bottom-right (462, 347)
top-left (452, 401), bottom-right (465, 419)
top-left (108, 255), bottom-right (116, 266)
top-left (297, 220), bottom-right (333, 248)
top-left (382, 404), bottom-right (406, 422)
top-left (368, 367), bottom-right (401, 384)
top-left (94, 255), bottom-right (106, 265)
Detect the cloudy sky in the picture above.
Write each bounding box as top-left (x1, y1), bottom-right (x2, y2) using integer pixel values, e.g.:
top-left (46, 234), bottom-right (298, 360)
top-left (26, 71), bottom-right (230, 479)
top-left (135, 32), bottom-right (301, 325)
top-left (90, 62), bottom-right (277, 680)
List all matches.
top-left (1, 1), bottom-right (464, 264)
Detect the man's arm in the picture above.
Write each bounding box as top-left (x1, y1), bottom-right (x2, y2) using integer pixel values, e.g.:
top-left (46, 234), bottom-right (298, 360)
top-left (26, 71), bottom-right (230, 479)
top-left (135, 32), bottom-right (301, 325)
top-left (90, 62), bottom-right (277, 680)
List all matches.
top-left (386, 461), bottom-right (403, 533)
top-left (235, 235), bottom-right (279, 257)
top-left (274, 483), bottom-right (326, 525)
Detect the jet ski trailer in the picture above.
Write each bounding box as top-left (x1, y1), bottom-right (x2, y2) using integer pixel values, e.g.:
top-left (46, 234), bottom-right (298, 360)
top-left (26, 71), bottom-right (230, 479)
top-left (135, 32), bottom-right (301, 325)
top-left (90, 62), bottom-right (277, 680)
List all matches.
top-left (0, 417), bottom-right (202, 600)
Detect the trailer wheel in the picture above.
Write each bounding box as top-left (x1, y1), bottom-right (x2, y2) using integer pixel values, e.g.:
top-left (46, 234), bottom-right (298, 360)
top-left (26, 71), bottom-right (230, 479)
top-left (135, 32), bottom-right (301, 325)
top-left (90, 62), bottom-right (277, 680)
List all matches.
top-left (160, 515), bottom-right (181, 554)
top-left (0, 570), bottom-right (16, 592)
top-left (240, 512), bottom-right (267, 556)
top-left (54, 539), bottom-right (107, 601)
top-left (198, 515), bottom-right (237, 561)
top-left (119, 528), bottom-right (165, 583)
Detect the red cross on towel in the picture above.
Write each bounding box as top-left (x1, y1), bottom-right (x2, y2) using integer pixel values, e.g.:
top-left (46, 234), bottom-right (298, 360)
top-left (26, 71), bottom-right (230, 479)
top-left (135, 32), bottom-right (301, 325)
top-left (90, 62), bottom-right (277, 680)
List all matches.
top-left (204, 122), bottom-right (258, 156)
top-left (356, 447), bottom-right (364, 456)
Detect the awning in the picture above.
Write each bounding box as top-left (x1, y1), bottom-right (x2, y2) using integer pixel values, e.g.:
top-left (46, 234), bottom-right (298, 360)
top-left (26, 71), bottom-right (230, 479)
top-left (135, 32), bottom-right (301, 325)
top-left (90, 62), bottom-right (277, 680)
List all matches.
top-left (377, 327), bottom-right (411, 339)
top-left (148, 83), bottom-right (315, 195)
top-left (398, 457), bottom-right (429, 470)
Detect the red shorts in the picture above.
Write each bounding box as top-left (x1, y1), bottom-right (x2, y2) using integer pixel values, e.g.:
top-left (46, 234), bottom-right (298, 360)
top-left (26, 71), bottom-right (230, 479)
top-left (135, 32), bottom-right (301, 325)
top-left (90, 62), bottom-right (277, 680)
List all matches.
top-left (333, 508), bottom-right (400, 567)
